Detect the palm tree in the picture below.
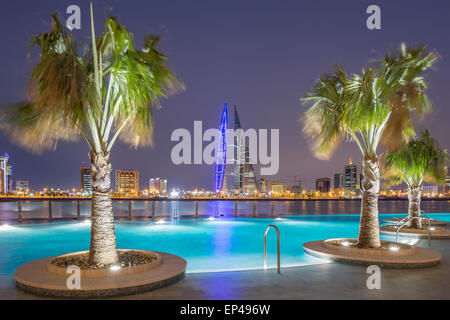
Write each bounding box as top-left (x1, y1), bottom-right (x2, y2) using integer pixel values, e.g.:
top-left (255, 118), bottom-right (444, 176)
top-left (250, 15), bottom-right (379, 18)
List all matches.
top-left (302, 44), bottom-right (438, 248)
top-left (0, 4), bottom-right (183, 266)
top-left (384, 130), bottom-right (448, 228)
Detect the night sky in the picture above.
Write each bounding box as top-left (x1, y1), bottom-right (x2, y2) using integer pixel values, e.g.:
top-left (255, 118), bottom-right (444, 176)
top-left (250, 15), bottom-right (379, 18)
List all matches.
top-left (0, 0), bottom-right (449, 191)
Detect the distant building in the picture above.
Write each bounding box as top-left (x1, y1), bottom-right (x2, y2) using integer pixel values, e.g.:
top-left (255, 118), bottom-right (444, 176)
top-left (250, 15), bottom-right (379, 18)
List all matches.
top-left (344, 158), bottom-right (357, 194)
top-left (316, 177), bottom-right (331, 193)
top-left (258, 178), bottom-right (268, 193)
top-left (80, 167), bottom-right (93, 195)
top-left (334, 173), bottom-right (344, 189)
top-left (15, 180), bottom-right (29, 194)
top-left (270, 182), bottom-right (284, 195)
top-left (116, 170), bottom-right (139, 196)
top-left (149, 178), bottom-right (167, 196)
top-left (423, 185), bottom-right (438, 196)
top-left (0, 154), bottom-right (12, 194)
top-left (232, 105), bottom-right (257, 195)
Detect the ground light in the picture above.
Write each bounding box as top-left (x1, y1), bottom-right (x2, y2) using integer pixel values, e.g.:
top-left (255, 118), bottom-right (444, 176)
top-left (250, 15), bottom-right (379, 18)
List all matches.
top-left (341, 241), bottom-right (350, 247)
top-left (109, 265), bottom-right (121, 271)
top-left (389, 245), bottom-right (400, 251)
top-left (156, 219), bottom-right (165, 224)
top-left (400, 239), bottom-right (419, 245)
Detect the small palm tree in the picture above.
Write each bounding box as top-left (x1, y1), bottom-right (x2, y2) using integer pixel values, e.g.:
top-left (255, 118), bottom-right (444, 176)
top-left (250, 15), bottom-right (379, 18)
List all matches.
top-left (384, 130), bottom-right (448, 228)
top-left (302, 44), bottom-right (438, 248)
top-left (0, 4), bottom-right (183, 266)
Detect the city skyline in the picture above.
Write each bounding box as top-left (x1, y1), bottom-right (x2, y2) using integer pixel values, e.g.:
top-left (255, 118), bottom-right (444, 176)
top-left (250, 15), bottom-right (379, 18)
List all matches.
top-left (1, 0), bottom-right (449, 190)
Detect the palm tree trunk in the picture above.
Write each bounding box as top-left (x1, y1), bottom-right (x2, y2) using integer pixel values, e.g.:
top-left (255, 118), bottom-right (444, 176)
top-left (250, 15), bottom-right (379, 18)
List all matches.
top-left (407, 186), bottom-right (422, 229)
top-left (88, 151), bottom-right (119, 266)
top-left (358, 156), bottom-right (381, 248)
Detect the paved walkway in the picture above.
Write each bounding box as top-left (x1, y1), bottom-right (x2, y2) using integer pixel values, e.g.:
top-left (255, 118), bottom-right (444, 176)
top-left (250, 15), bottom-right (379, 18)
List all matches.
top-left (1, 237), bottom-right (449, 300)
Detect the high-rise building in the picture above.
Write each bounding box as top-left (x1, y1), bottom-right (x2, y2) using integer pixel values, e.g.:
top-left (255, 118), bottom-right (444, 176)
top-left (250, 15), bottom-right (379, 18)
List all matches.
top-left (116, 170), bottom-right (139, 196)
top-left (423, 185), bottom-right (438, 196)
top-left (0, 154), bottom-right (12, 194)
top-left (15, 180), bottom-right (29, 194)
top-left (214, 104), bottom-right (228, 193)
top-left (80, 167), bottom-right (93, 195)
top-left (344, 158), bottom-right (357, 193)
top-left (290, 185), bottom-right (303, 195)
top-left (214, 104), bottom-right (257, 195)
top-left (270, 182), bottom-right (284, 195)
top-left (232, 105), bottom-right (257, 195)
top-left (258, 178), bottom-right (268, 193)
top-left (149, 178), bottom-right (168, 196)
top-left (316, 177), bottom-right (331, 193)
top-left (334, 173), bottom-right (344, 189)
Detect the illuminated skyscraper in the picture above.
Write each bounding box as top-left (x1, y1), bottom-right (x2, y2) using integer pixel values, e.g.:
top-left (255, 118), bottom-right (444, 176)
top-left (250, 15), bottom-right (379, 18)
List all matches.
top-left (444, 167), bottom-right (450, 194)
top-left (214, 104), bottom-right (228, 193)
top-left (344, 158), bottom-right (357, 193)
top-left (316, 177), bottom-right (331, 193)
top-left (80, 167), bottom-right (93, 195)
top-left (0, 154), bottom-right (12, 194)
top-left (116, 170), bottom-right (139, 196)
top-left (149, 178), bottom-right (168, 196)
top-left (16, 180), bottom-right (29, 194)
top-left (270, 182), bottom-right (284, 195)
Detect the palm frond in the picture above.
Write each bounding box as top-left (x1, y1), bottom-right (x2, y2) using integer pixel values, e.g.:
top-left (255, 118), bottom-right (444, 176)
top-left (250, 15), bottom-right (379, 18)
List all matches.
top-left (301, 68), bottom-right (348, 159)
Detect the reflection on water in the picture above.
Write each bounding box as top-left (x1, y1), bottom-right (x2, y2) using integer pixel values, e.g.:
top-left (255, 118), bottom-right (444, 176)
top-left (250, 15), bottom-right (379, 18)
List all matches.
top-left (0, 199), bottom-right (449, 222)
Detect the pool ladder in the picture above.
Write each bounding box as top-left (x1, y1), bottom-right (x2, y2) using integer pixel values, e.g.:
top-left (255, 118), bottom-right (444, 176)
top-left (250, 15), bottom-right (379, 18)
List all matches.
top-left (395, 215), bottom-right (432, 247)
top-left (264, 225), bottom-right (281, 274)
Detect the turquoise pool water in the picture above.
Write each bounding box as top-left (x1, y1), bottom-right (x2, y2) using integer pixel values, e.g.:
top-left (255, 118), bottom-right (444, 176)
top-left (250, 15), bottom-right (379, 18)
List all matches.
top-left (0, 213), bottom-right (449, 274)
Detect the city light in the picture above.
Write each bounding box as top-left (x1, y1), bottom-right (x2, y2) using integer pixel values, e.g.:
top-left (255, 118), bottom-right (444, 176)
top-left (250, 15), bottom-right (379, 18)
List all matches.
top-left (169, 189), bottom-right (180, 198)
top-left (0, 224), bottom-right (13, 231)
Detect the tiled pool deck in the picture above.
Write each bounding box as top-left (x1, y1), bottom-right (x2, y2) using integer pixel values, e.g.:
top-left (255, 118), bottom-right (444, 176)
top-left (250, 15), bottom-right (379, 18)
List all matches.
top-left (1, 237), bottom-right (449, 300)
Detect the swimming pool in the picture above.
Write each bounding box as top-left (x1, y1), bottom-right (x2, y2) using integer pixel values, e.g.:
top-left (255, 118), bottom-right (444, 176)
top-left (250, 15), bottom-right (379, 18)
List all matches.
top-left (0, 213), bottom-right (449, 274)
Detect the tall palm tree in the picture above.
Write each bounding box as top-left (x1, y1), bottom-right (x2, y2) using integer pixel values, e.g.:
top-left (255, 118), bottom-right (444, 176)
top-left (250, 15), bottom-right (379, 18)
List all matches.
top-left (302, 44), bottom-right (438, 248)
top-left (0, 4), bottom-right (183, 266)
top-left (384, 130), bottom-right (448, 228)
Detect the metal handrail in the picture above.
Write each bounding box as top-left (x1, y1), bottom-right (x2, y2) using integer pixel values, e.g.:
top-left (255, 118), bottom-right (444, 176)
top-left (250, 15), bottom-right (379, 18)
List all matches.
top-left (395, 216), bottom-right (432, 247)
top-left (264, 225), bottom-right (281, 274)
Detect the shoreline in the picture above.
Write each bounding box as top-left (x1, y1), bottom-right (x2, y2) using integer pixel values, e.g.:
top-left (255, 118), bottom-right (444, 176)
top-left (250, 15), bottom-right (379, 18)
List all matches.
top-left (0, 197), bottom-right (449, 202)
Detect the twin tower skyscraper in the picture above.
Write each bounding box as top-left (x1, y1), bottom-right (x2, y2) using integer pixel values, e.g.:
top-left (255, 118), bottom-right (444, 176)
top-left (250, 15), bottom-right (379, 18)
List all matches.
top-left (214, 104), bottom-right (257, 195)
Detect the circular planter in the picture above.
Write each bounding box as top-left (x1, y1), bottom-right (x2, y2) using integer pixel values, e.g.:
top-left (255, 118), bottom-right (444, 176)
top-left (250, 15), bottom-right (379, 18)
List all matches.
top-left (46, 249), bottom-right (162, 278)
top-left (322, 238), bottom-right (415, 257)
top-left (383, 217), bottom-right (447, 226)
top-left (14, 250), bottom-right (186, 298)
top-left (303, 238), bottom-right (441, 268)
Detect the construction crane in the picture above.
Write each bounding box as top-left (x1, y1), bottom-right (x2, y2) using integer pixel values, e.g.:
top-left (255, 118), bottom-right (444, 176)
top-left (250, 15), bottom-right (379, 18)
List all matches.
top-left (288, 175), bottom-right (302, 187)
